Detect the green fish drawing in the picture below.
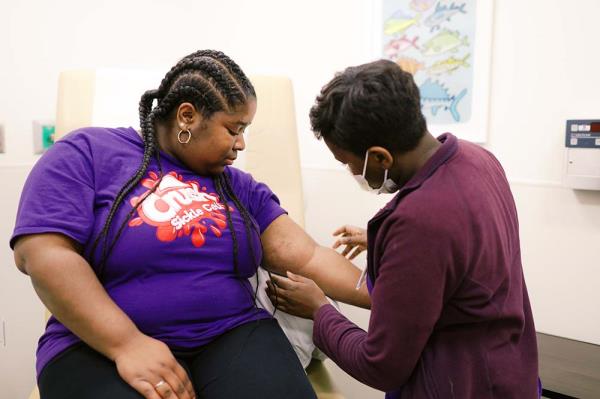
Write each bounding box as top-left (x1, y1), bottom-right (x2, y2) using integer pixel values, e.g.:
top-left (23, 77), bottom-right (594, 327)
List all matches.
top-left (421, 30), bottom-right (469, 56)
top-left (384, 10), bottom-right (420, 36)
top-left (428, 54), bottom-right (471, 75)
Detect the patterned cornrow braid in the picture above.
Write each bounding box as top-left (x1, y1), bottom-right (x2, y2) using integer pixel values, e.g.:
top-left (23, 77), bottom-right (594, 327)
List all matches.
top-left (221, 172), bottom-right (263, 301)
top-left (90, 89), bottom-right (162, 271)
top-left (139, 89), bottom-right (158, 125)
top-left (212, 56), bottom-right (255, 95)
top-left (223, 171), bottom-right (282, 314)
top-left (181, 50), bottom-right (255, 94)
top-left (156, 55), bottom-right (252, 112)
top-left (156, 77), bottom-right (228, 117)
top-left (174, 57), bottom-right (248, 111)
top-left (222, 172), bottom-right (271, 306)
top-left (220, 168), bottom-right (284, 314)
top-left (221, 172), bottom-right (261, 263)
top-left (213, 176), bottom-right (240, 275)
top-left (213, 174), bottom-right (262, 308)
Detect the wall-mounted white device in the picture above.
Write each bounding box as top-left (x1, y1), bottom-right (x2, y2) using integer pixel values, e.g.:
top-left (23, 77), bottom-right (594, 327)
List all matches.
top-left (565, 120), bottom-right (600, 190)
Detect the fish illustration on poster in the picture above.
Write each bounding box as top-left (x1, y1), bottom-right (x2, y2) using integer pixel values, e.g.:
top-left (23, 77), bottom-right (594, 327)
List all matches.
top-left (382, 0), bottom-right (476, 124)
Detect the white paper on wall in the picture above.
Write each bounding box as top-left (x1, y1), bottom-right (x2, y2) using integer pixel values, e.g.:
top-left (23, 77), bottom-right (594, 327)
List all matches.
top-left (92, 68), bottom-right (166, 129)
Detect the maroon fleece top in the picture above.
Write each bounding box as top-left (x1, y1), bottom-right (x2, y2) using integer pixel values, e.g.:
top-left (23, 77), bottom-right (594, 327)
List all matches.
top-left (314, 134), bottom-right (538, 399)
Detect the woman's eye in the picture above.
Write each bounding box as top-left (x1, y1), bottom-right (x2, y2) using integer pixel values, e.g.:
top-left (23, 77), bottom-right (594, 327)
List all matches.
top-left (227, 128), bottom-right (239, 136)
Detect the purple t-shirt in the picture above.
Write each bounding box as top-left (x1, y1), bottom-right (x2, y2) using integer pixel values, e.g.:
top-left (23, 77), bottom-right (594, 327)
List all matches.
top-left (11, 127), bottom-right (286, 377)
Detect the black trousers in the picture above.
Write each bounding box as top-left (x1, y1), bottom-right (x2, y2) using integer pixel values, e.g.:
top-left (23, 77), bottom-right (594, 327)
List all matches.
top-left (38, 318), bottom-right (317, 399)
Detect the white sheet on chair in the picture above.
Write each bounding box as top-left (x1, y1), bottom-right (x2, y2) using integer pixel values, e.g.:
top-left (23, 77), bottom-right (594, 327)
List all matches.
top-left (251, 267), bottom-right (316, 369)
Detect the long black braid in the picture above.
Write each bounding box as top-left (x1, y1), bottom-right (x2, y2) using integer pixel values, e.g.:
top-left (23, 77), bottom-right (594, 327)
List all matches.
top-left (89, 90), bottom-right (162, 268)
top-left (219, 172), bottom-right (264, 303)
top-left (90, 51), bottom-right (262, 304)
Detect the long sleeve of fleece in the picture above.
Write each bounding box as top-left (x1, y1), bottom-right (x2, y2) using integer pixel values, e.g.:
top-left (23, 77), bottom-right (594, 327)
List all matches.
top-left (313, 211), bottom-right (456, 392)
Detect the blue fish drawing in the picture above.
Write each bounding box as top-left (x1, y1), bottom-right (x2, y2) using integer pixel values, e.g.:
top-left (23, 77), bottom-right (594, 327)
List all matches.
top-left (419, 79), bottom-right (467, 122)
top-left (424, 2), bottom-right (467, 32)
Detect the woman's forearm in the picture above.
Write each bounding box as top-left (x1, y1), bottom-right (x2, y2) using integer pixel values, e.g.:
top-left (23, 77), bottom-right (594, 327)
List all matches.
top-left (15, 234), bottom-right (143, 361)
top-left (301, 245), bottom-right (370, 308)
top-left (261, 215), bottom-right (371, 309)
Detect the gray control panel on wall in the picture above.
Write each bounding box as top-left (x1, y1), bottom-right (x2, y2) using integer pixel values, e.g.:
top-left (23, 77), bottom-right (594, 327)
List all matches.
top-left (565, 120), bottom-right (600, 190)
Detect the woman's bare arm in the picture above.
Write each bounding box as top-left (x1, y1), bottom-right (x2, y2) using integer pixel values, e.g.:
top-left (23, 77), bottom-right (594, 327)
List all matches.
top-left (261, 215), bottom-right (370, 309)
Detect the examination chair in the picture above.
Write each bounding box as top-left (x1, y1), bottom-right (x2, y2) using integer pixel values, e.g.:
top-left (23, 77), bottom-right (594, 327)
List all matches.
top-left (28, 70), bottom-right (343, 399)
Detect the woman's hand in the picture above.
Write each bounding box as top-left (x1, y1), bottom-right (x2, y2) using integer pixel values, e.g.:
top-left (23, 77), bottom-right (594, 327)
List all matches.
top-left (114, 333), bottom-right (196, 399)
top-left (332, 225), bottom-right (367, 260)
top-left (266, 272), bottom-right (330, 319)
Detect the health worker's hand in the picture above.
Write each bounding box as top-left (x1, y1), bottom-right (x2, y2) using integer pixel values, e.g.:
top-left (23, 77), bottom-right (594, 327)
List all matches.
top-left (332, 225), bottom-right (367, 260)
top-left (266, 272), bottom-right (330, 319)
top-left (114, 333), bottom-right (196, 399)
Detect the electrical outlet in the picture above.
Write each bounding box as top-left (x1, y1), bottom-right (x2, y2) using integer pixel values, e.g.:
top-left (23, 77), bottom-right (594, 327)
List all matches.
top-left (0, 124), bottom-right (5, 153)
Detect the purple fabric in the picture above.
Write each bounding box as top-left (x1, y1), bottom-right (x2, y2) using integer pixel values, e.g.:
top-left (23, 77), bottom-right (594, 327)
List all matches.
top-left (314, 134), bottom-right (539, 398)
top-left (11, 127), bottom-right (286, 377)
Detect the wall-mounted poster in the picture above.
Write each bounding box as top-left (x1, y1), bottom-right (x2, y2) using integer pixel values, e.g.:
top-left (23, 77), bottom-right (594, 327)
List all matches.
top-left (375, 0), bottom-right (493, 143)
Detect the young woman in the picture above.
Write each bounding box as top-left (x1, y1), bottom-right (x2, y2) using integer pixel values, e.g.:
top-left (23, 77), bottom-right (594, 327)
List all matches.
top-left (11, 50), bottom-right (369, 399)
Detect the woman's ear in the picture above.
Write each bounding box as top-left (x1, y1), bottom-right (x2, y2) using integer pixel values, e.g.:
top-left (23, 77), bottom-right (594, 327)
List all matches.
top-left (368, 146), bottom-right (394, 169)
top-left (176, 102), bottom-right (200, 127)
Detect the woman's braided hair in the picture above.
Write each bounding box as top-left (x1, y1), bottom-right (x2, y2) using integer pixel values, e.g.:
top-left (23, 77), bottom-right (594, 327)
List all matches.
top-left (90, 51), bottom-right (260, 301)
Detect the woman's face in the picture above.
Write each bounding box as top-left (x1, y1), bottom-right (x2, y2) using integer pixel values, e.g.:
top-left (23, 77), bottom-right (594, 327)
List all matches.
top-left (172, 99), bottom-right (257, 175)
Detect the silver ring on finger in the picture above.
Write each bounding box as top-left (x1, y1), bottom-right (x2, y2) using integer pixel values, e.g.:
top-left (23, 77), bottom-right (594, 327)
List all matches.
top-left (154, 380), bottom-right (166, 390)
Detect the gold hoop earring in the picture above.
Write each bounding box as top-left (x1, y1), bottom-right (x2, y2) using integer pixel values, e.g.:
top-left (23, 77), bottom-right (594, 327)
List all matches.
top-left (177, 129), bottom-right (192, 144)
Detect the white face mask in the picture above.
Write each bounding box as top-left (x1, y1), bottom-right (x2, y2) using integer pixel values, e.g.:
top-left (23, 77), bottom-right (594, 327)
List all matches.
top-left (349, 150), bottom-right (399, 195)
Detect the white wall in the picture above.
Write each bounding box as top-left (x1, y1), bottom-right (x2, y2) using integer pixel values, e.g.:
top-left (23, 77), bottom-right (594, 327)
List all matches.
top-left (485, 0), bottom-right (600, 345)
top-left (0, 0), bottom-right (374, 169)
top-left (2, 1), bottom-right (600, 399)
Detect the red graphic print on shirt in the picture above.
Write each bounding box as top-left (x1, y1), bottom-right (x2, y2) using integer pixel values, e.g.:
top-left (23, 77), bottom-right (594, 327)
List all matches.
top-left (128, 171), bottom-right (231, 247)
